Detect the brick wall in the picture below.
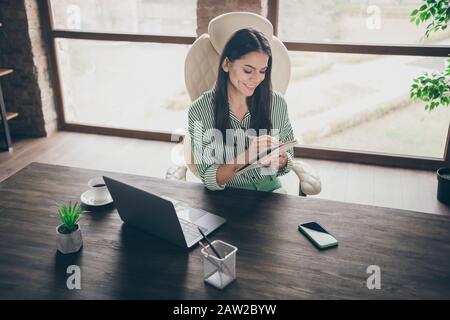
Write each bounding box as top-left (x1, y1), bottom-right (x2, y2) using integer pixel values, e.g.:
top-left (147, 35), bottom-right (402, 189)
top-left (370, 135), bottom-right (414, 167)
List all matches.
top-left (0, 0), bottom-right (57, 138)
top-left (196, 0), bottom-right (264, 36)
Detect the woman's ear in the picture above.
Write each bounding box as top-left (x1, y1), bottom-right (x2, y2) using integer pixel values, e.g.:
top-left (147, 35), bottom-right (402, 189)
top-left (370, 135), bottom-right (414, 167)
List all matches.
top-left (222, 57), bottom-right (230, 72)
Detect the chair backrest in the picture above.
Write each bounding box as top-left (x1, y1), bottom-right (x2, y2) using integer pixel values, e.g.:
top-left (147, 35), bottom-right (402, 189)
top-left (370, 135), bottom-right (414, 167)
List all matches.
top-left (184, 12), bottom-right (291, 177)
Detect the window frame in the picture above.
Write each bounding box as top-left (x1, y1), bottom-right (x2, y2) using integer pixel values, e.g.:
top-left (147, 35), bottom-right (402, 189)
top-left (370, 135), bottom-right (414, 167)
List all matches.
top-left (40, 0), bottom-right (449, 170)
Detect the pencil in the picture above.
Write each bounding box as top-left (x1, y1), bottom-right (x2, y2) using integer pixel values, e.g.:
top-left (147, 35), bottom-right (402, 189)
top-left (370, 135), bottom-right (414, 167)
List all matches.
top-left (198, 227), bottom-right (222, 259)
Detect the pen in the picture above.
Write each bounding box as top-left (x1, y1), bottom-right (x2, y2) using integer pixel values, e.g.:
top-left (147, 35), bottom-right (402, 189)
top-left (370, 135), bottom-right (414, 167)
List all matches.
top-left (198, 227), bottom-right (222, 259)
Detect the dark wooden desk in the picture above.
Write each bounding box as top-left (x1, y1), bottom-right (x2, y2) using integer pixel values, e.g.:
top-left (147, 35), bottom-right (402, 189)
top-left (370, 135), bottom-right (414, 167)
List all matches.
top-left (1, 162), bottom-right (449, 299)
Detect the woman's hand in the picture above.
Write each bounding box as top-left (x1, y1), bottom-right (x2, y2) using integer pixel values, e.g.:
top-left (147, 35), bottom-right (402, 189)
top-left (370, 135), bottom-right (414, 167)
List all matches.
top-left (217, 135), bottom-right (288, 186)
top-left (260, 152), bottom-right (288, 170)
top-left (218, 135), bottom-right (276, 186)
top-left (258, 136), bottom-right (288, 170)
top-left (248, 135), bottom-right (280, 159)
top-left (234, 134), bottom-right (277, 165)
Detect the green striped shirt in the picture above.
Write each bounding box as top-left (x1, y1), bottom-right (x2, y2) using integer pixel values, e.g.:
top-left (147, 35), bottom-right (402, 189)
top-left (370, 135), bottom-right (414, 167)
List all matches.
top-left (188, 88), bottom-right (294, 191)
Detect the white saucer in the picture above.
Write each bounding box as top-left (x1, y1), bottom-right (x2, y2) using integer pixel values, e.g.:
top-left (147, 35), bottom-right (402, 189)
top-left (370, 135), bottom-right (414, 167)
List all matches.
top-left (80, 189), bottom-right (113, 206)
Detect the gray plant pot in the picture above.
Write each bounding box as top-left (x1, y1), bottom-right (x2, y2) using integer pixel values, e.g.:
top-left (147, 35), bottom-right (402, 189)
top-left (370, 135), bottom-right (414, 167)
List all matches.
top-left (56, 224), bottom-right (83, 254)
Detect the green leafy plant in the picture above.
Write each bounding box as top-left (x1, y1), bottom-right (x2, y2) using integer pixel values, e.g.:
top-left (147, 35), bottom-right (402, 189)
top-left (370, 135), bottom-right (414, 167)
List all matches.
top-left (410, 0), bottom-right (450, 111)
top-left (410, 0), bottom-right (450, 37)
top-left (58, 202), bottom-right (82, 233)
top-left (411, 59), bottom-right (450, 111)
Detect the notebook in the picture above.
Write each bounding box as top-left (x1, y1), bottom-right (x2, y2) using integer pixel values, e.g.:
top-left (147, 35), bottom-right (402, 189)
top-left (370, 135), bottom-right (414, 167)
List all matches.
top-left (234, 139), bottom-right (297, 176)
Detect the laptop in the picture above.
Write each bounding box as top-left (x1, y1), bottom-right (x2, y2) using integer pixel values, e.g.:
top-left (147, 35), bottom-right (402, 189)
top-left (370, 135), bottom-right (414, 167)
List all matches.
top-left (103, 176), bottom-right (226, 248)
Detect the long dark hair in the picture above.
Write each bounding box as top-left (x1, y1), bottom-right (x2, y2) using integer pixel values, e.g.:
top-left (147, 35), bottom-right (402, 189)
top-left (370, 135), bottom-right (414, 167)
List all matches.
top-left (214, 28), bottom-right (273, 140)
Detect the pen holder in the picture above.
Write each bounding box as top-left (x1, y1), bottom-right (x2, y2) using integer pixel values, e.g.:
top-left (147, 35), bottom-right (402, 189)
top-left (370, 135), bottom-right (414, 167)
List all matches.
top-left (201, 240), bottom-right (238, 289)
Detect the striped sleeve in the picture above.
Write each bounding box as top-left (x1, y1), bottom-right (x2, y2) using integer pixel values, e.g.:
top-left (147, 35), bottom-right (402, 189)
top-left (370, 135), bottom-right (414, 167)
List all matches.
top-left (273, 93), bottom-right (294, 177)
top-left (188, 94), bottom-right (225, 191)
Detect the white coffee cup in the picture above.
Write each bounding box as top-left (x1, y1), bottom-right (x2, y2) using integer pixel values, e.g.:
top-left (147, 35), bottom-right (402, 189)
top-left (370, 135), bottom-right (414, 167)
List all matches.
top-left (87, 177), bottom-right (109, 202)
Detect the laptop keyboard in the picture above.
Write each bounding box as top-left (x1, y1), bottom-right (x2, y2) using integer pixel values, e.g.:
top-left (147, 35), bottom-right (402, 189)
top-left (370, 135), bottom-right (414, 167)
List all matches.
top-left (160, 195), bottom-right (209, 243)
top-left (179, 218), bottom-right (207, 241)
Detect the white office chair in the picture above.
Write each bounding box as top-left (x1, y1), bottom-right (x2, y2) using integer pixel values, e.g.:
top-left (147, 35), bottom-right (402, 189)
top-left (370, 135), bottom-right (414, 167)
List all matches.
top-left (166, 12), bottom-right (321, 196)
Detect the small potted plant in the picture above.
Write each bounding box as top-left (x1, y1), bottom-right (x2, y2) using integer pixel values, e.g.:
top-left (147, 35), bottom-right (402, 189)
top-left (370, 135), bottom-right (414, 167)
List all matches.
top-left (56, 202), bottom-right (83, 254)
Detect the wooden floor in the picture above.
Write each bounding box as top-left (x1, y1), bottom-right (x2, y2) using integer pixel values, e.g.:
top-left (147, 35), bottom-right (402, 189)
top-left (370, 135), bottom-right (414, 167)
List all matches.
top-left (1, 131), bottom-right (449, 215)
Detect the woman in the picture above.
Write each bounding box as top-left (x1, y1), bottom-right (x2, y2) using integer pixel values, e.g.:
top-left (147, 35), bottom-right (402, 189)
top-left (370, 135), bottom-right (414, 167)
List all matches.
top-left (188, 27), bottom-right (295, 193)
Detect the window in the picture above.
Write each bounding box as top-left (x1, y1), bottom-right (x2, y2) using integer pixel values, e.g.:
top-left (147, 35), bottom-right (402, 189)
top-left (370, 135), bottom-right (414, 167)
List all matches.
top-left (56, 38), bottom-right (190, 133)
top-left (279, 0), bottom-right (450, 45)
top-left (286, 51), bottom-right (450, 158)
top-left (43, 0), bottom-right (449, 168)
top-left (50, 0), bottom-right (197, 36)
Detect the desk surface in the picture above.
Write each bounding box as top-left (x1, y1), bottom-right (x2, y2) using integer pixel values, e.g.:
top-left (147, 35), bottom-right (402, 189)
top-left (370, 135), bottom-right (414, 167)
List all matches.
top-left (1, 162), bottom-right (449, 299)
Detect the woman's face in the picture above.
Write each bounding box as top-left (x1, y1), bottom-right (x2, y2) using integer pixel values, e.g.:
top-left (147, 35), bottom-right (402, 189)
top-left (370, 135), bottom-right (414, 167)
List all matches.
top-left (222, 50), bottom-right (269, 97)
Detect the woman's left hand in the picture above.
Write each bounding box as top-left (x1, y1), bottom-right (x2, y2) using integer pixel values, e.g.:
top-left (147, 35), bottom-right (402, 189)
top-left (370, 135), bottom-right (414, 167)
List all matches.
top-left (260, 153), bottom-right (288, 170)
top-left (259, 137), bottom-right (288, 170)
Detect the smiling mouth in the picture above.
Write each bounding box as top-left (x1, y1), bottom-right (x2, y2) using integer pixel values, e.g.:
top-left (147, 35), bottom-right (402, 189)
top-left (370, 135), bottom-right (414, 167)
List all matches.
top-left (244, 83), bottom-right (257, 90)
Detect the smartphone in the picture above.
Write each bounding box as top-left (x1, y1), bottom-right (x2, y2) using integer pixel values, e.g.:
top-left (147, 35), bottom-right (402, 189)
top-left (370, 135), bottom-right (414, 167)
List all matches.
top-left (298, 221), bottom-right (338, 249)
